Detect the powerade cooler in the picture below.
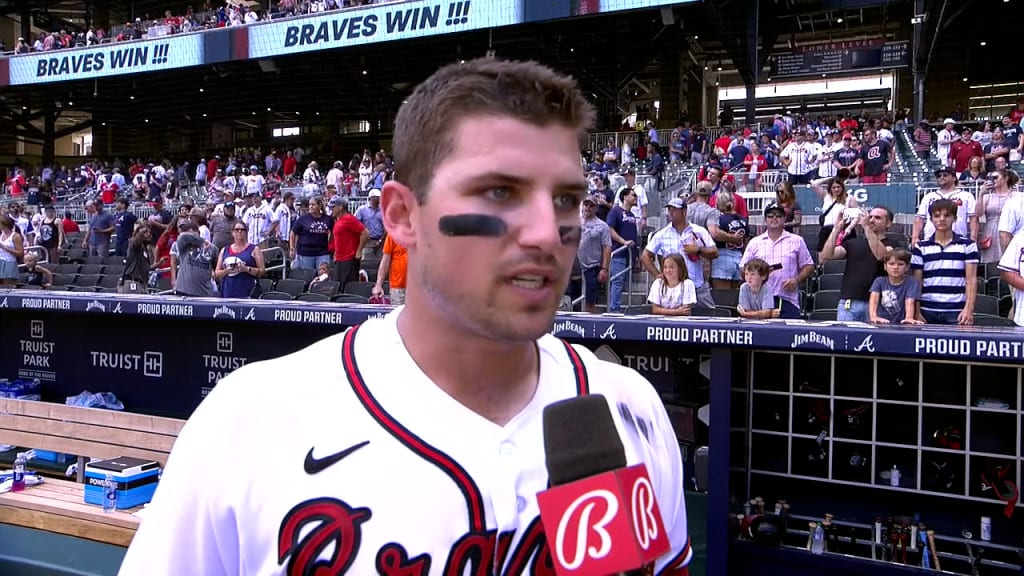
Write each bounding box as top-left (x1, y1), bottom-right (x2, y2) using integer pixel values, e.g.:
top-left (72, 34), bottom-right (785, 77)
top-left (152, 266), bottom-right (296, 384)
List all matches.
top-left (83, 456), bottom-right (160, 509)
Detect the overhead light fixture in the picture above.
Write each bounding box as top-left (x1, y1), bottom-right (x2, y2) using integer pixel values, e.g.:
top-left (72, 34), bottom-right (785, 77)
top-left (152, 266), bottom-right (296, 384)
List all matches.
top-left (569, 48), bottom-right (574, 52)
top-left (704, 65), bottom-right (709, 70)
top-left (101, 122), bottom-right (106, 126)
top-left (202, 113), bottom-right (208, 117)
top-left (295, 111), bottom-right (300, 115)
top-left (693, 35), bottom-right (698, 40)
top-left (963, 77), bottom-right (969, 82)
top-left (980, 41), bottom-right (987, 46)
top-left (316, 112), bottom-right (320, 116)
top-left (362, 70), bottom-right (367, 75)
top-left (129, 95), bottom-right (135, 100)
top-left (716, 66), bottom-right (722, 71)
top-left (252, 111), bottom-right (256, 115)
top-left (144, 119), bottom-right (149, 123)
top-left (21, 106), bottom-right (26, 110)
top-left (767, 77), bottom-right (772, 82)
top-left (199, 88), bottom-right (204, 93)
top-left (68, 101), bottom-right (73, 106)
top-left (459, 59), bottom-right (466, 64)
top-left (266, 107), bottom-right (272, 111)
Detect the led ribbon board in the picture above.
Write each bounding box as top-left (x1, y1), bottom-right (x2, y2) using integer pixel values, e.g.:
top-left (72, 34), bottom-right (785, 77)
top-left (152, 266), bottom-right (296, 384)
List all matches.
top-left (246, 0), bottom-right (699, 60)
top-left (8, 34), bottom-right (205, 85)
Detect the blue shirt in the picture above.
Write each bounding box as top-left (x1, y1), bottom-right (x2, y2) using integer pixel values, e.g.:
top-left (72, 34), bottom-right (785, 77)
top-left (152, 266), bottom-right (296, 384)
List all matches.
top-left (355, 205), bottom-right (385, 240)
top-left (606, 206), bottom-right (639, 261)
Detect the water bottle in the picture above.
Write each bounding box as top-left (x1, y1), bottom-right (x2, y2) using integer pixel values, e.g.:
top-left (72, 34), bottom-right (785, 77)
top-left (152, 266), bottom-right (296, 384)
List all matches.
top-left (11, 452), bottom-right (26, 492)
top-left (810, 522), bottom-right (826, 555)
top-left (102, 473), bottom-right (117, 513)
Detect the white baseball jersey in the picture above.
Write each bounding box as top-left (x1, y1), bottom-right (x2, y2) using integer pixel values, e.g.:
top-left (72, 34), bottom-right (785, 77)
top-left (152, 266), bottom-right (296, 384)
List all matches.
top-left (119, 310), bottom-right (691, 576)
top-left (916, 188), bottom-right (976, 239)
top-left (998, 233), bottom-right (1024, 327)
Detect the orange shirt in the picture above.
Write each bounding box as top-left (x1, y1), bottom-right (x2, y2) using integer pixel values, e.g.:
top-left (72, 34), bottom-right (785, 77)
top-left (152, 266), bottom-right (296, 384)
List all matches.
top-left (383, 235), bottom-right (408, 289)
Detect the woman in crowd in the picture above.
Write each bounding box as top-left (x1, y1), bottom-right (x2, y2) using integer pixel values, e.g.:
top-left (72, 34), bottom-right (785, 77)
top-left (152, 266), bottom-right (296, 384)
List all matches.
top-left (34, 205), bottom-right (63, 264)
top-left (214, 220), bottom-right (266, 299)
top-left (775, 180), bottom-right (803, 234)
top-left (0, 214), bottom-right (24, 286)
top-left (977, 169), bottom-right (1020, 263)
top-left (742, 142), bottom-right (767, 192)
top-left (289, 196), bottom-right (333, 270)
top-left (711, 192), bottom-right (748, 290)
top-left (960, 156), bottom-right (986, 186)
top-left (812, 174), bottom-right (858, 251)
top-left (154, 214), bottom-right (181, 275)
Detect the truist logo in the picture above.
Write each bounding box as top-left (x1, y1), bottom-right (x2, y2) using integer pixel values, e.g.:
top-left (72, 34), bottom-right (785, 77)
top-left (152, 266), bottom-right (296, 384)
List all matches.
top-left (554, 489), bottom-right (618, 570)
top-left (86, 300), bottom-right (106, 312)
top-left (213, 305), bottom-right (236, 319)
top-left (552, 320), bottom-right (586, 339)
top-left (631, 476), bottom-right (659, 550)
top-left (790, 331), bottom-right (835, 350)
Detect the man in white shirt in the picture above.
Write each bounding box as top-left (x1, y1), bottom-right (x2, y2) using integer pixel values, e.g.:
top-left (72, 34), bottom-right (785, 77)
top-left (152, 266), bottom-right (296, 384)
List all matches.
top-left (999, 231), bottom-right (1024, 326)
top-left (937, 118), bottom-right (957, 167)
top-left (780, 129), bottom-right (816, 184)
top-left (119, 58), bottom-right (692, 576)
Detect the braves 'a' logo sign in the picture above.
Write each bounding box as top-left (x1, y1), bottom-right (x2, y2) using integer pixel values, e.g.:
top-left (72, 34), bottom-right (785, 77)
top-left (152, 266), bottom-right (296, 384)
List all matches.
top-left (866, 146), bottom-right (882, 160)
top-left (553, 489), bottom-right (619, 570)
top-left (278, 498), bottom-right (370, 575)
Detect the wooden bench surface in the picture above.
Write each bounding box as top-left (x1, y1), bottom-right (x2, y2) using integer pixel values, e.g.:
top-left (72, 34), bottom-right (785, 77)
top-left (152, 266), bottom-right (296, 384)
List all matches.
top-left (0, 398), bottom-right (186, 547)
top-left (0, 477), bottom-right (141, 547)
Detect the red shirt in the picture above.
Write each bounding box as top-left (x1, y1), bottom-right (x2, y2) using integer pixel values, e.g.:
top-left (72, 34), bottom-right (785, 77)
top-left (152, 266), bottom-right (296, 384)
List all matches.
top-left (743, 154), bottom-right (767, 173)
top-left (948, 140), bottom-right (983, 173)
top-left (10, 174), bottom-right (25, 197)
top-left (710, 191), bottom-right (749, 220)
top-left (283, 156), bottom-right (297, 178)
top-left (713, 136), bottom-right (732, 154)
top-left (331, 213), bottom-right (365, 262)
top-left (62, 218), bottom-right (80, 234)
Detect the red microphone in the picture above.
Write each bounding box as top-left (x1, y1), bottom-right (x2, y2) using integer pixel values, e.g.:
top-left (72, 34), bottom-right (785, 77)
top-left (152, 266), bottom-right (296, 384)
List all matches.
top-left (537, 395), bottom-right (671, 576)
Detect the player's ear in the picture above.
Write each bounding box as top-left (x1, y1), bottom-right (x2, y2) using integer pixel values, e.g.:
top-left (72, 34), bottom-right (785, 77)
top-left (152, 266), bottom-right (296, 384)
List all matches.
top-left (381, 181), bottom-right (417, 250)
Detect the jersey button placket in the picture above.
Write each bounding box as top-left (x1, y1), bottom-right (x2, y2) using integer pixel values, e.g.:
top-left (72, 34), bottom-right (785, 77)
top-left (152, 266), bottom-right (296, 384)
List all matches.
top-left (492, 441), bottom-right (520, 533)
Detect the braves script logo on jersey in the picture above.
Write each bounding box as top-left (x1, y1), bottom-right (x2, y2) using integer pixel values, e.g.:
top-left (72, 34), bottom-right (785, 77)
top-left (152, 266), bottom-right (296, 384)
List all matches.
top-left (278, 498), bottom-right (370, 575)
top-left (554, 489), bottom-right (618, 570)
top-left (277, 506), bottom-right (557, 576)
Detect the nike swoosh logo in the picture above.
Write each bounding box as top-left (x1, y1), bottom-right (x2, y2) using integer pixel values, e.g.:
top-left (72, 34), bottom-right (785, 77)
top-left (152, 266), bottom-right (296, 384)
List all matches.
top-left (304, 440), bottom-right (370, 475)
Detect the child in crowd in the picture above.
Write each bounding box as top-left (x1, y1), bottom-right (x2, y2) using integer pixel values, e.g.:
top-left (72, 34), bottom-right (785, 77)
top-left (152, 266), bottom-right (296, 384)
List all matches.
top-left (648, 253), bottom-right (696, 315)
top-left (912, 198), bottom-right (979, 325)
top-left (309, 261), bottom-right (332, 288)
top-left (869, 249), bottom-right (923, 324)
top-left (736, 258), bottom-right (780, 319)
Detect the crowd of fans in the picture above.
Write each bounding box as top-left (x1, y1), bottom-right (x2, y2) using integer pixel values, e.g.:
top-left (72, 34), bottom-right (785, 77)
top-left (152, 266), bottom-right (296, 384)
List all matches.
top-left (7, 0), bottom-right (401, 55)
top-left (2, 98), bottom-right (1024, 329)
top-left (0, 145), bottom-right (400, 302)
top-left (579, 98), bottom-right (1024, 327)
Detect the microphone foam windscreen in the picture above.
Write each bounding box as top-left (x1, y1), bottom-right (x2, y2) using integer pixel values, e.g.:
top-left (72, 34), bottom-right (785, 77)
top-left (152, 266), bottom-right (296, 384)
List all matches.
top-left (543, 394), bottom-right (627, 486)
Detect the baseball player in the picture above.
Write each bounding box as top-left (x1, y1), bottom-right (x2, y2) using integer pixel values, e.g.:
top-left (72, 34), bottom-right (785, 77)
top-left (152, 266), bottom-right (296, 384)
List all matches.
top-left (119, 59), bottom-right (691, 576)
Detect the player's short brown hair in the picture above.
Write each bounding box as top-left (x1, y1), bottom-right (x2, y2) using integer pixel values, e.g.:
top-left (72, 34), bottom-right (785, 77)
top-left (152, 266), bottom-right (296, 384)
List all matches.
top-left (393, 58), bottom-right (596, 204)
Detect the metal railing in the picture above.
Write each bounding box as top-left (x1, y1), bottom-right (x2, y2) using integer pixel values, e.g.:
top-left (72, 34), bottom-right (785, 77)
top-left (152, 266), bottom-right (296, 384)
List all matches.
top-left (571, 244), bottom-right (635, 312)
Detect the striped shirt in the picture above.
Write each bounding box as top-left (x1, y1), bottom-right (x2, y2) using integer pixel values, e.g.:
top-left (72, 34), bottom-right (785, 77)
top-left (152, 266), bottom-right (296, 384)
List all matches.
top-left (911, 234), bottom-right (979, 312)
